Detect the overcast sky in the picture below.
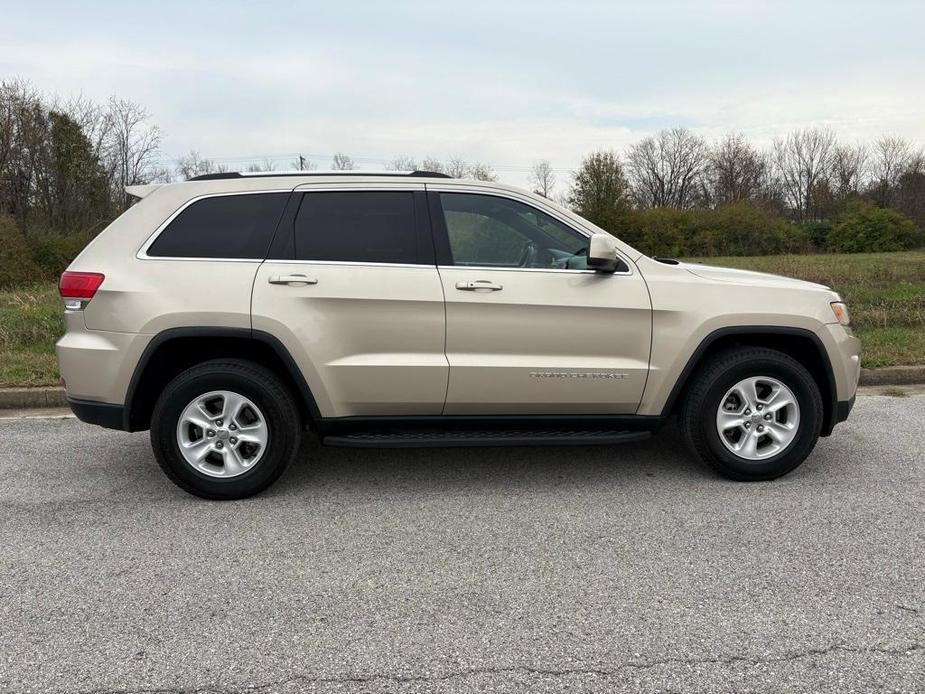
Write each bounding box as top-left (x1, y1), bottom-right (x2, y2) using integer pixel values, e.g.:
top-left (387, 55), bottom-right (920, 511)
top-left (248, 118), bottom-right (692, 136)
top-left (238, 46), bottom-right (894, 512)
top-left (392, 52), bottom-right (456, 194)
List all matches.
top-left (2, 0), bottom-right (923, 189)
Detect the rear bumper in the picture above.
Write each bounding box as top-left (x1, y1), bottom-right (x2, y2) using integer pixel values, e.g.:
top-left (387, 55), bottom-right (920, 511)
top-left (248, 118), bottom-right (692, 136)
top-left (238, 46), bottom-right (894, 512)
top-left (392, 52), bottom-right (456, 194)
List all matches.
top-left (67, 398), bottom-right (127, 431)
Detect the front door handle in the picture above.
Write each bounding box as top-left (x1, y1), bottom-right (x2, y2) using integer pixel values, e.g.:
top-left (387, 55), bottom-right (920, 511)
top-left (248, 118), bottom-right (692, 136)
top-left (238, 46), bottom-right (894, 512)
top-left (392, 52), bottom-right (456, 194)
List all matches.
top-left (456, 280), bottom-right (503, 292)
top-left (268, 274), bottom-right (318, 286)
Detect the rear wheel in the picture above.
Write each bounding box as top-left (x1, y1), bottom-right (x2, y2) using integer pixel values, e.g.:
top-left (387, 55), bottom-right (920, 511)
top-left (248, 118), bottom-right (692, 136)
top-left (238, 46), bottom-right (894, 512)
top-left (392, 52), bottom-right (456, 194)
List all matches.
top-left (150, 359), bottom-right (301, 499)
top-left (680, 347), bottom-right (823, 481)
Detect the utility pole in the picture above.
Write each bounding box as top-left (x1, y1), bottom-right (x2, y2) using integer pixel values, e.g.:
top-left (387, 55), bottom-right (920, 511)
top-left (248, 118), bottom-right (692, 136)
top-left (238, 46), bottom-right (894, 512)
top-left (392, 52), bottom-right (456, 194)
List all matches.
top-left (298, 154), bottom-right (306, 171)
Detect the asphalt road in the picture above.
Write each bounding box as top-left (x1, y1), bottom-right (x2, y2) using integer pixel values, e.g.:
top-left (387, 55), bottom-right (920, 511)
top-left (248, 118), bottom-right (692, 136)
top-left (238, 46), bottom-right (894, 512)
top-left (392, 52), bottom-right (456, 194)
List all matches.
top-left (1, 395), bottom-right (923, 694)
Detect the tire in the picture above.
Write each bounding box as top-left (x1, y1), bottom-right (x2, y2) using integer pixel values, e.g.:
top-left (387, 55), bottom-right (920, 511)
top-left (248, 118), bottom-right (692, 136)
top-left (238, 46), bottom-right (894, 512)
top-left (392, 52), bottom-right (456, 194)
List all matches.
top-left (150, 359), bottom-right (301, 499)
top-left (679, 347), bottom-right (823, 481)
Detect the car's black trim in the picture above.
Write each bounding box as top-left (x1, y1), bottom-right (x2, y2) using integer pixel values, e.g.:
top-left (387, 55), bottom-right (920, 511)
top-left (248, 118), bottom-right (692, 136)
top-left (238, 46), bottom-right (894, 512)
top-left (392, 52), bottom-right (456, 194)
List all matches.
top-left (189, 170), bottom-right (452, 181)
top-left (123, 327), bottom-right (323, 432)
top-left (323, 429), bottom-right (652, 448)
top-left (660, 325), bottom-right (840, 434)
top-left (315, 413), bottom-right (665, 437)
top-left (67, 398), bottom-right (126, 430)
top-left (835, 395), bottom-right (855, 424)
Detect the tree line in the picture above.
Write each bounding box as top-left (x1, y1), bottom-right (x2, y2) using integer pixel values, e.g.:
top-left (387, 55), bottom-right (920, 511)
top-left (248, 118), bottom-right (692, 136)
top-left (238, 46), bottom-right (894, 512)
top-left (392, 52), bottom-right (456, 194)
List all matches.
top-left (1, 78), bottom-right (923, 287)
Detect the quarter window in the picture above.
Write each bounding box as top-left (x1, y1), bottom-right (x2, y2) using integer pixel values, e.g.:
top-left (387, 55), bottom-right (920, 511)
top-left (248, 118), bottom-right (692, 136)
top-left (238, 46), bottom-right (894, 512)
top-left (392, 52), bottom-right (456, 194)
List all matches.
top-left (147, 193), bottom-right (288, 259)
top-left (439, 193), bottom-right (593, 269)
top-left (293, 191), bottom-right (419, 264)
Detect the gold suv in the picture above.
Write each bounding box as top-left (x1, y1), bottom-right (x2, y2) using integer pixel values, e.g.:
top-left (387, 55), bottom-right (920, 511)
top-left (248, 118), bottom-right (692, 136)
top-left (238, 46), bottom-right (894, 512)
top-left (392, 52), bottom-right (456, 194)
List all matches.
top-left (57, 171), bottom-right (861, 499)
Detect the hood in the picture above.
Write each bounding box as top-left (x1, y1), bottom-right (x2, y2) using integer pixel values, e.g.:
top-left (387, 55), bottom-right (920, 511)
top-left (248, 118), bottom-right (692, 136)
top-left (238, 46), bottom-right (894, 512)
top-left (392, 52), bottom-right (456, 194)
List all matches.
top-left (683, 262), bottom-right (831, 292)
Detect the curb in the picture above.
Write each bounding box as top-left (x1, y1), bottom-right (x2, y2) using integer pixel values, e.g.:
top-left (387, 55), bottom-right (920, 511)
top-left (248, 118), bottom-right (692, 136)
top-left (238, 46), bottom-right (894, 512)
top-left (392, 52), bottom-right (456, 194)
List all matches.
top-left (858, 365), bottom-right (925, 387)
top-left (2, 366), bottom-right (925, 412)
top-left (0, 387), bottom-right (68, 410)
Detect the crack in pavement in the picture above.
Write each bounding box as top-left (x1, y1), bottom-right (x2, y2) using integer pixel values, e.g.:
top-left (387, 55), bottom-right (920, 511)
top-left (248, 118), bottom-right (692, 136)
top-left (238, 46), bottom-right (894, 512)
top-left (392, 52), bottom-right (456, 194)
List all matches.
top-left (78, 642), bottom-right (924, 694)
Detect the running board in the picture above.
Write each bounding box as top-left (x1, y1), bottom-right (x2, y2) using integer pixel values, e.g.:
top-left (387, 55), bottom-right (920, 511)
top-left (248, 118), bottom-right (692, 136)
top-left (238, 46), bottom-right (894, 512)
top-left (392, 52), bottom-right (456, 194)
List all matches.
top-left (322, 429), bottom-right (652, 448)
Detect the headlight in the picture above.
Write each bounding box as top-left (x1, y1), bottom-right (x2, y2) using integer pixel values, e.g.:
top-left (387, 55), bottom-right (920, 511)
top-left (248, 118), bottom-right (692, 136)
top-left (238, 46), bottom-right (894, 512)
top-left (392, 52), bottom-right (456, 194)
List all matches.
top-left (830, 301), bottom-right (851, 327)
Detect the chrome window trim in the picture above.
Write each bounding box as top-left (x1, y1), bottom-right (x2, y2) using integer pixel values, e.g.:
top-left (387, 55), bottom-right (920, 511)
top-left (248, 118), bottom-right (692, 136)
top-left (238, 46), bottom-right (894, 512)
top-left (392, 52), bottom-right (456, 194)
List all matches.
top-left (136, 189), bottom-right (292, 261)
top-left (436, 264), bottom-right (631, 276)
top-left (426, 186), bottom-right (634, 276)
top-left (262, 259), bottom-right (435, 269)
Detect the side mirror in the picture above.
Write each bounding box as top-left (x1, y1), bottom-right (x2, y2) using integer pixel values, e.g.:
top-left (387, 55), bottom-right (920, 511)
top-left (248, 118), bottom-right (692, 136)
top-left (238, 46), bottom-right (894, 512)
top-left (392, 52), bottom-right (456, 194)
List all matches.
top-left (587, 233), bottom-right (619, 272)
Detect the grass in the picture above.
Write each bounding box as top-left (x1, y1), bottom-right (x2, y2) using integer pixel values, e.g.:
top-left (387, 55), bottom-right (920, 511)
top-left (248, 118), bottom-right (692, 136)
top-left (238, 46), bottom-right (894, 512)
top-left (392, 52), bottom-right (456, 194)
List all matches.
top-left (0, 250), bottom-right (923, 386)
top-left (686, 250), bottom-right (925, 368)
top-left (0, 285), bottom-right (63, 387)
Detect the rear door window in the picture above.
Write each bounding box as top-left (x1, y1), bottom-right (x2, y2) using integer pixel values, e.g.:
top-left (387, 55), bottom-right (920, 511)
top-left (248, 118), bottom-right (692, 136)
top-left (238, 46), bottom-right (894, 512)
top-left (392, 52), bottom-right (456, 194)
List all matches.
top-left (147, 193), bottom-right (289, 259)
top-left (292, 191), bottom-right (421, 264)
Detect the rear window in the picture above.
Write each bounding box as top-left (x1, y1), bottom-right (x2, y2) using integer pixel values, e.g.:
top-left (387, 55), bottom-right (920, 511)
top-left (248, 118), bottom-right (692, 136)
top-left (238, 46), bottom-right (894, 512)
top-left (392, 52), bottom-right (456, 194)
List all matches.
top-left (147, 193), bottom-right (288, 259)
top-left (293, 191), bottom-right (418, 264)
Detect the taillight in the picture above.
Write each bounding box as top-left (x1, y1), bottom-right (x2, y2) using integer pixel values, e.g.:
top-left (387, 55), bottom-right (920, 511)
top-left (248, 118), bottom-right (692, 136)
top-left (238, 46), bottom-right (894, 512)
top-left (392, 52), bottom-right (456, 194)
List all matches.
top-left (59, 272), bottom-right (105, 310)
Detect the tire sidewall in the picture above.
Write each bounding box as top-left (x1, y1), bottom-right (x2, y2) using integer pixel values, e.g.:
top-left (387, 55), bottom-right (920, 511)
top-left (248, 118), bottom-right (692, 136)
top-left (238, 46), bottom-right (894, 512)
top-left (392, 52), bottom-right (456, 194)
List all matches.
top-left (151, 368), bottom-right (296, 499)
top-left (699, 357), bottom-right (821, 479)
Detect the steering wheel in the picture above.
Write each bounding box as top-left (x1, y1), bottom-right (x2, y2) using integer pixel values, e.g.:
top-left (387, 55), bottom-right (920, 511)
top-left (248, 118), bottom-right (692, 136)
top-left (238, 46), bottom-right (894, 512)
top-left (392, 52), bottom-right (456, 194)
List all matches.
top-left (517, 241), bottom-right (538, 268)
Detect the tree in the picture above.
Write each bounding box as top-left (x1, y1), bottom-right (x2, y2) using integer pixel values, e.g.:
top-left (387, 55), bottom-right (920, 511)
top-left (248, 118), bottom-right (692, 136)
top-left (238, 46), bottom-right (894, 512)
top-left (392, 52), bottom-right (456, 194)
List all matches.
top-left (705, 133), bottom-right (765, 206)
top-left (175, 150), bottom-right (223, 180)
top-left (830, 144), bottom-right (868, 201)
top-left (387, 156), bottom-right (418, 171)
top-left (870, 136), bottom-right (913, 207)
top-left (528, 160), bottom-right (556, 197)
top-left (245, 159), bottom-right (276, 173)
top-left (772, 128), bottom-right (836, 222)
top-left (827, 201), bottom-right (922, 253)
top-left (331, 152), bottom-right (356, 170)
top-left (895, 152), bottom-right (925, 229)
top-left (105, 97), bottom-right (162, 208)
top-left (626, 127), bottom-right (708, 209)
top-left (568, 150), bottom-right (632, 234)
top-left (466, 161), bottom-right (497, 181)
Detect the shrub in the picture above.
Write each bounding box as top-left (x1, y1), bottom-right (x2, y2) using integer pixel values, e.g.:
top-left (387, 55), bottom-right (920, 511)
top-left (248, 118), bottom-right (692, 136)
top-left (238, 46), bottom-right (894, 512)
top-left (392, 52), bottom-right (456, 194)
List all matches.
top-left (627, 202), bottom-right (810, 257)
top-left (827, 202), bottom-right (923, 253)
top-left (0, 216), bottom-right (42, 288)
top-left (27, 232), bottom-right (93, 278)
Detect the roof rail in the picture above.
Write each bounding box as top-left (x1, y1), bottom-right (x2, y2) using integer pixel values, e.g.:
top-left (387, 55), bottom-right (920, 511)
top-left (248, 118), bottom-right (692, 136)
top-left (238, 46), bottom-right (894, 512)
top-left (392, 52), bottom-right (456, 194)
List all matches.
top-left (188, 170), bottom-right (453, 181)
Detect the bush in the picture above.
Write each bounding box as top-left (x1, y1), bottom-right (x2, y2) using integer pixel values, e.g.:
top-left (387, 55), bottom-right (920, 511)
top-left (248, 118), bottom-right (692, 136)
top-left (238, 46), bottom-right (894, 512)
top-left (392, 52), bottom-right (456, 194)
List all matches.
top-left (827, 202), bottom-right (923, 253)
top-left (27, 232), bottom-right (93, 278)
top-left (0, 216), bottom-right (42, 288)
top-left (627, 202), bottom-right (810, 257)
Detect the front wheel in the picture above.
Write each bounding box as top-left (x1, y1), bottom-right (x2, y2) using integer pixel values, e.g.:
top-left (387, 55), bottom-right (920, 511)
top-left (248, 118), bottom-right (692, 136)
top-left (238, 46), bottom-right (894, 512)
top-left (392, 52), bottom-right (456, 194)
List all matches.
top-left (150, 359), bottom-right (301, 499)
top-left (680, 347), bottom-right (823, 481)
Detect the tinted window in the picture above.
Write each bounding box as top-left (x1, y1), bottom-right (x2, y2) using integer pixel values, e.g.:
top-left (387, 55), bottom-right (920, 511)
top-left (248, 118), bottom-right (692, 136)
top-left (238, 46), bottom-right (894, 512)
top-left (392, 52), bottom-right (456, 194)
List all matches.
top-left (293, 192), bottom-right (418, 264)
top-left (440, 193), bottom-right (592, 269)
top-left (147, 193), bottom-right (288, 259)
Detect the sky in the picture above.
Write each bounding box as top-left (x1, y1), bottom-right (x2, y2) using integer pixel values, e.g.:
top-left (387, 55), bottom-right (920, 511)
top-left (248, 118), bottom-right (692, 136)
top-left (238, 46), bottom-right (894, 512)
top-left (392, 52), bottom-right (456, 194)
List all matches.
top-left (1, 0), bottom-right (923, 190)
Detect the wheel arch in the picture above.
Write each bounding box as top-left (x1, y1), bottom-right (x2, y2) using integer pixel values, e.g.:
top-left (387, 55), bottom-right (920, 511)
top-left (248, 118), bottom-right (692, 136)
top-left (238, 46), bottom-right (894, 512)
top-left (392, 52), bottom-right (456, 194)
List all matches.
top-left (124, 327), bottom-right (322, 432)
top-left (661, 326), bottom-right (839, 436)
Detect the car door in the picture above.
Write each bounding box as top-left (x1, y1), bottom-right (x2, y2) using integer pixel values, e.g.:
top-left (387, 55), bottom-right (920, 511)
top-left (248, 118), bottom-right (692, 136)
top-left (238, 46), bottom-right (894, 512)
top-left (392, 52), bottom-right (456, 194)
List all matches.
top-left (252, 183), bottom-right (448, 418)
top-left (430, 188), bottom-right (652, 415)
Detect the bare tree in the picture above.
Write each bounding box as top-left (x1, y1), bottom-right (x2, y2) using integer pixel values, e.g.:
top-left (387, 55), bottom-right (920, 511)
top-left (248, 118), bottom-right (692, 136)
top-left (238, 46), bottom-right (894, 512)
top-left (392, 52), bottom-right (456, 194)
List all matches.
top-left (290, 155), bottom-right (316, 171)
top-left (420, 157), bottom-right (445, 174)
top-left (105, 97), bottom-right (162, 207)
top-left (870, 136), bottom-right (913, 207)
top-left (626, 128), bottom-right (708, 209)
top-left (771, 128), bottom-right (836, 222)
top-left (705, 133), bottom-right (765, 206)
top-left (830, 143), bottom-right (868, 200)
top-left (331, 152), bottom-right (356, 170)
top-left (466, 162), bottom-right (497, 181)
top-left (528, 160), bottom-right (556, 197)
top-left (245, 159), bottom-right (277, 173)
top-left (386, 156), bottom-right (418, 171)
top-left (175, 150), bottom-right (223, 180)
top-left (445, 157), bottom-right (469, 178)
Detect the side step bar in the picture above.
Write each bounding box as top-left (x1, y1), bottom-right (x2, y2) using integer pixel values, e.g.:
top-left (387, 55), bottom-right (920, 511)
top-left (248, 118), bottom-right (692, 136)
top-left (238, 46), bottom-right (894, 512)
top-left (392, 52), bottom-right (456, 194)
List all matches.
top-left (322, 429), bottom-right (652, 448)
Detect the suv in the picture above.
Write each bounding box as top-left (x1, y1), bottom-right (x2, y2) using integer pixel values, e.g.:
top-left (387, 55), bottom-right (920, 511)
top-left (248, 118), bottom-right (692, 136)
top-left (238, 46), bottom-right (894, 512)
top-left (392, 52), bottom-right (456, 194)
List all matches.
top-left (57, 171), bottom-right (860, 499)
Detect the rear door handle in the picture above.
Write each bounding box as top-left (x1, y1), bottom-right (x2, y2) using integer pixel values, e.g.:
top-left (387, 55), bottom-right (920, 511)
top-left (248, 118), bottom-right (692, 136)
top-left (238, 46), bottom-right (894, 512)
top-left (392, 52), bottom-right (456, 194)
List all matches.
top-left (268, 274), bottom-right (318, 285)
top-left (455, 280), bottom-right (503, 291)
